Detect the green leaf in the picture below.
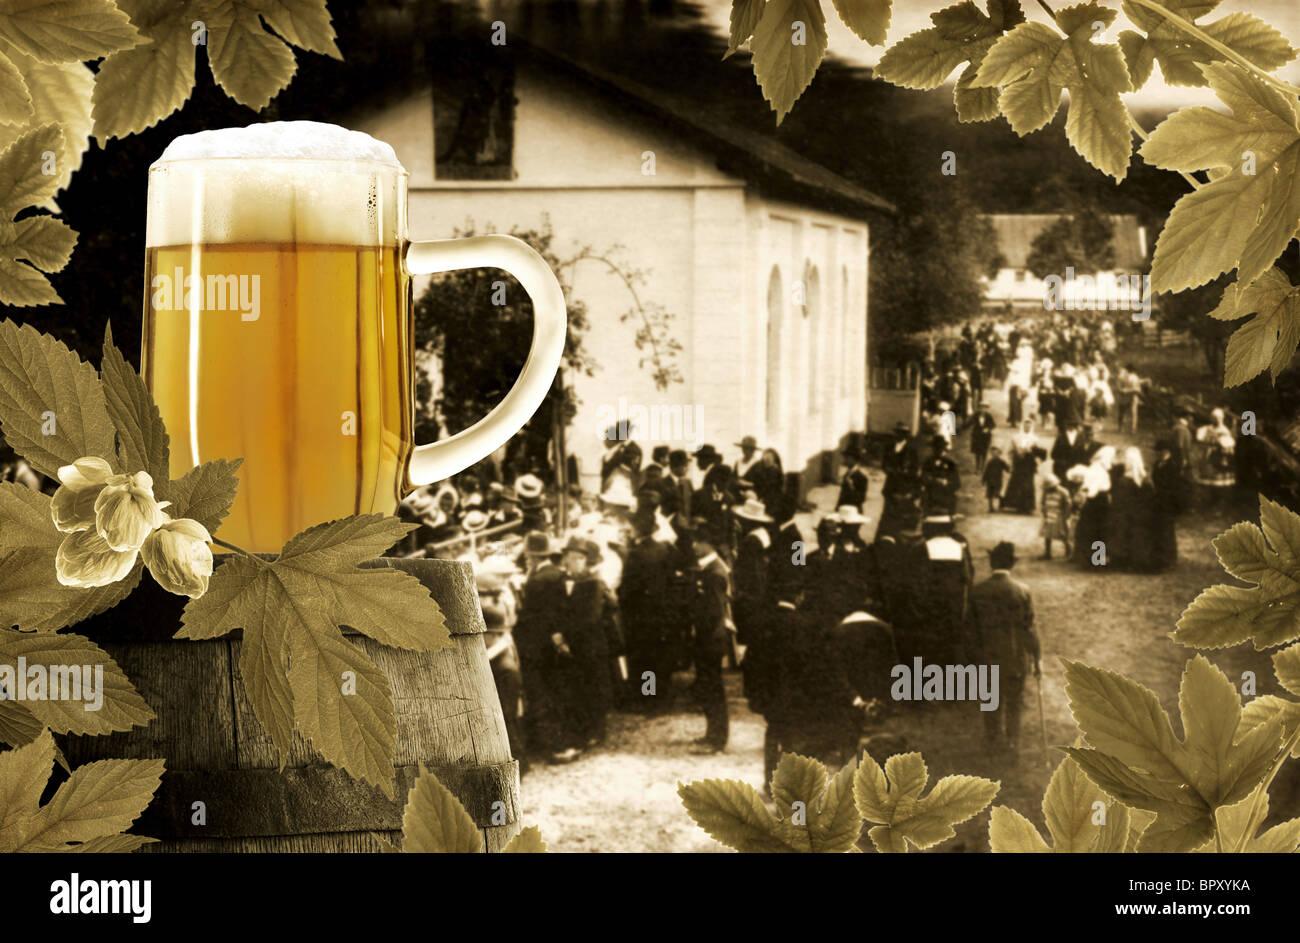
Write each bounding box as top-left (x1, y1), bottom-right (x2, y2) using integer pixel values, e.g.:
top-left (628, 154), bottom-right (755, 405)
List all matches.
top-left (179, 516), bottom-right (445, 793)
top-left (91, 0), bottom-right (199, 142)
top-left (971, 6), bottom-right (1133, 179)
top-left (400, 764), bottom-right (483, 853)
top-left (854, 750), bottom-right (997, 851)
top-left (256, 0), bottom-right (340, 58)
top-left (726, 0), bottom-right (767, 57)
top-left (1043, 752), bottom-right (1109, 851)
top-left (15, 755), bottom-right (162, 851)
top-left (0, 215), bottom-right (75, 270)
top-left (830, 0), bottom-right (891, 46)
top-left (1274, 643), bottom-right (1300, 697)
top-left (677, 778), bottom-right (799, 852)
top-left (807, 756), bottom-right (864, 852)
top-left (1062, 658), bottom-right (1187, 781)
top-left (0, 46), bottom-right (94, 198)
top-left (0, 629), bottom-right (154, 735)
top-left (288, 621), bottom-right (395, 796)
top-left (203, 0), bottom-right (298, 111)
top-left (749, 0), bottom-right (828, 124)
top-left (159, 458), bottom-right (242, 534)
top-left (1208, 269), bottom-right (1300, 386)
top-left (1174, 496), bottom-right (1300, 650)
top-left (0, 0), bottom-right (141, 64)
top-left (0, 123), bottom-right (62, 217)
top-left (501, 824), bottom-right (547, 853)
top-left (0, 482), bottom-right (143, 633)
top-left (0, 698), bottom-right (44, 748)
top-left (1119, 2), bottom-right (1295, 89)
top-left (1240, 695), bottom-right (1300, 758)
top-left (771, 752), bottom-right (827, 813)
top-left (1063, 655), bottom-right (1285, 851)
top-left (988, 805), bottom-right (1051, 852)
top-left (100, 323), bottom-right (170, 484)
top-left (1142, 63), bottom-right (1300, 294)
top-left (875, 0), bottom-right (1023, 123)
top-left (0, 49), bottom-right (33, 125)
top-left (0, 727), bottom-right (54, 852)
top-left (0, 318), bottom-right (116, 479)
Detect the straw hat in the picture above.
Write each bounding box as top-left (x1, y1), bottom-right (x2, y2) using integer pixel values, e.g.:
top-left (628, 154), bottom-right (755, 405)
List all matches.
top-left (732, 495), bottom-right (774, 523)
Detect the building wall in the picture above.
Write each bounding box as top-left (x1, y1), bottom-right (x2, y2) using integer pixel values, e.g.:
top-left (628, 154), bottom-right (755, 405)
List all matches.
top-left (354, 65), bottom-right (869, 493)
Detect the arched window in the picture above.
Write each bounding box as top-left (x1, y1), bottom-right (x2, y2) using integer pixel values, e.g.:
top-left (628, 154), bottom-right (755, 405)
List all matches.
top-left (805, 264), bottom-right (821, 411)
top-left (765, 266), bottom-right (784, 429)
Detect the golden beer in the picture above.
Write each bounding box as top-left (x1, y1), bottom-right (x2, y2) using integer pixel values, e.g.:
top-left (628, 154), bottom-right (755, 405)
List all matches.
top-left (143, 242), bottom-right (412, 551)
top-left (143, 122), bottom-right (568, 553)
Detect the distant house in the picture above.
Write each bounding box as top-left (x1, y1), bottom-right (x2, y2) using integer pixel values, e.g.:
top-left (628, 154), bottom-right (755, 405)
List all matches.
top-left (353, 41), bottom-right (893, 496)
top-left (982, 213), bottom-right (1149, 316)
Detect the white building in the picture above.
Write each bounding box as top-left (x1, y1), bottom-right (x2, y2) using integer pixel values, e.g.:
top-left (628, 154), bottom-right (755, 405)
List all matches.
top-left (982, 213), bottom-right (1149, 316)
top-left (354, 42), bottom-right (892, 495)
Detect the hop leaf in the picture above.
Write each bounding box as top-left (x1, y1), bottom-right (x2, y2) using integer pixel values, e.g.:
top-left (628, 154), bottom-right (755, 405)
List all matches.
top-left (830, 0), bottom-right (892, 46)
top-left (177, 515), bottom-right (450, 794)
top-left (970, 3), bottom-right (1133, 179)
top-left (1063, 655), bottom-right (1283, 852)
top-left (0, 730), bottom-right (160, 853)
top-left (501, 825), bottom-right (548, 853)
top-left (1174, 495), bottom-right (1300, 650)
top-left (874, 0), bottom-right (1025, 122)
top-left (678, 777), bottom-right (800, 852)
top-left (853, 751), bottom-right (998, 852)
top-left (748, 0), bottom-right (828, 123)
top-left (1118, 0), bottom-right (1295, 89)
top-left (1141, 62), bottom-right (1300, 294)
top-left (400, 764), bottom-right (483, 853)
top-left (1204, 268), bottom-right (1300, 387)
top-left (990, 754), bottom-right (1141, 852)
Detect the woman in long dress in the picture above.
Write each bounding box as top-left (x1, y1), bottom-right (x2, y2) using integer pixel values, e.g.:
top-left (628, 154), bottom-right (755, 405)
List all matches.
top-left (1071, 445), bottom-right (1114, 567)
top-left (1195, 408), bottom-right (1236, 489)
top-left (1004, 419), bottom-right (1039, 513)
top-left (1109, 446), bottom-right (1154, 571)
top-left (1149, 438), bottom-right (1179, 571)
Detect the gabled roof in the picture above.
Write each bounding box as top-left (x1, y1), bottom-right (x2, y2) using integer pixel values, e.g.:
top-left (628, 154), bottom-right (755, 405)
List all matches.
top-left (984, 213), bottom-right (1148, 271)
top-left (515, 40), bottom-right (896, 221)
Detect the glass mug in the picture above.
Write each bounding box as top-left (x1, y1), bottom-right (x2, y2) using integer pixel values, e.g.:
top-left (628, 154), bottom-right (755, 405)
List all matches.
top-left (142, 122), bottom-right (566, 552)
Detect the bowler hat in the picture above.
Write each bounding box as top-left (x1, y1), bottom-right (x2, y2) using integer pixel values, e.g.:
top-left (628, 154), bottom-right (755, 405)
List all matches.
top-left (562, 535), bottom-right (602, 565)
top-left (695, 444), bottom-right (722, 463)
top-left (523, 530), bottom-right (557, 557)
top-left (988, 540), bottom-right (1017, 568)
top-left (735, 435), bottom-right (758, 450)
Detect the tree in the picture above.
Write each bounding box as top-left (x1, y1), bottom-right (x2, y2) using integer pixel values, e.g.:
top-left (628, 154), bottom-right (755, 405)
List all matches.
top-left (1025, 196), bottom-right (1118, 280)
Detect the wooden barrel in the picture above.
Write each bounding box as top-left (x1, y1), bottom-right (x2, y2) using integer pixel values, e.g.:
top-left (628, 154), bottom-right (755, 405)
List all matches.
top-left (61, 557), bottom-right (521, 852)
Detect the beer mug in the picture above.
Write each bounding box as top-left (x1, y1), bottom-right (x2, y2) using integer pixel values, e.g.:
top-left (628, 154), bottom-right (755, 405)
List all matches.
top-left (142, 122), bottom-right (566, 552)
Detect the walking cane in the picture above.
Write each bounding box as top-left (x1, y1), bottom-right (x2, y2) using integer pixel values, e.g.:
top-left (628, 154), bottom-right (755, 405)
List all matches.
top-left (1036, 669), bottom-right (1050, 770)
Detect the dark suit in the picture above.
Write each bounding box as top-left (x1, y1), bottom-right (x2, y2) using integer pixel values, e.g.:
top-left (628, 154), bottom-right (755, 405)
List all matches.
top-left (619, 535), bottom-right (675, 709)
top-left (513, 563), bottom-right (566, 754)
top-left (970, 571), bottom-right (1041, 748)
top-left (554, 575), bottom-right (623, 747)
top-left (970, 411), bottom-right (996, 471)
top-left (692, 554), bottom-right (731, 749)
top-left (1051, 429), bottom-right (1088, 481)
top-left (695, 463), bottom-right (733, 537)
top-left (660, 472), bottom-right (692, 520)
top-left (837, 465), bottom-right (869, 512)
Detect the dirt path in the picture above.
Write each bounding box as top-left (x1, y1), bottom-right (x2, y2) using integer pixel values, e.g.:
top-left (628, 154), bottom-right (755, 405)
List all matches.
top-left (518, 379), bottom-right (1285, 852)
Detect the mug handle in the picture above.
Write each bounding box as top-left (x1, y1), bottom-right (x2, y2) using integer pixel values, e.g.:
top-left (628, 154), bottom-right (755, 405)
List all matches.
top-left (403, 235), bottom-right (567, 487)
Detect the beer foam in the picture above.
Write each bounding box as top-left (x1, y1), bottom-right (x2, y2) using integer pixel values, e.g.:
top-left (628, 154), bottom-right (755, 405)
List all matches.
top-left (147, 122), bottom-right (404, 247)
top-left (156, 121), bottom-right (401, 165)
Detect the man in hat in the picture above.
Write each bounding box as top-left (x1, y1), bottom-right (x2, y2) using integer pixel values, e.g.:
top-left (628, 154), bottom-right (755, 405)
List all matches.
top-left (837, 447), bottom-right (870, 513)
top-left (1170, 408), bottom-right (1194, 509)
top-left (645, 444), bottom-right (671, 480)
top-left (872, 502), bottom-right (932, 665)
top-left (512, 531), bottom-right (570, 762)
top-left (879, 422), bottom-right (922, 540)
top-left (619, 511), bottom-right (676, 713)
top-left (734, 435), bottom-right (761, 484)
top-left (689, 520), bottom-right (732, 754)
top-left (969, 541), bottom-right (1041, 751)
top-left (747, 447), bottom-right (784, 514)
top-left (1050, 421), bottom-right (1088, 484)
top-left (730, 495), bottom-right (775, 696)
top-left (970, 401), bottom-right (996, 474)
top-left (553, 536), bottom-right (624, 752)
top-left (693, 445), bottom-right (733, 545)
top-left (660, 449), bottom-right (693, 521)
top-left (921, 435), bottom-right (961, 516)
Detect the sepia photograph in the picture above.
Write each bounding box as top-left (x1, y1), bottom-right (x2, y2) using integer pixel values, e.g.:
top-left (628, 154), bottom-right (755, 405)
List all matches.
top-left (1, 0), bottom-right (1300, 926)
